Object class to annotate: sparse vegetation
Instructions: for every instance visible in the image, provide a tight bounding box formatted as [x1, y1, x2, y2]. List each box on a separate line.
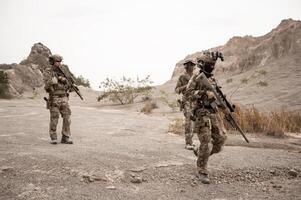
[97, 75, 153, 105]
[226, 105, 301, 137]
[141, 101, 158, 114]
[159, 90, 179, 112]
[74, 75, 91, 88]
[241, 78, 248, 84]
[226, 78, 233, 83]
[168, 118, 184, 135]
[0, 71, 10, 98]
[257, 81, 268, 87]
[257, 69, 267, 75]
[167, 104, 301, 137]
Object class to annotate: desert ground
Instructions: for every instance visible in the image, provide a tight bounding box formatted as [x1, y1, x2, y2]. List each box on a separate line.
[0, 95, 300, 200]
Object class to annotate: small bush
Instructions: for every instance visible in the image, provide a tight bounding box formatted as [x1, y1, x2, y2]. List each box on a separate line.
[257, 81, 268, 87]
[226, 78, 233, 83]
[257, 69, 267, 75]
[241, 78, 248, 84]
[141, 101, 158, 114]
[98, 75, 153, 105]
[226, 105, 301, 137]
[74, 75, 91, 88]
[168, 118, 184, 135]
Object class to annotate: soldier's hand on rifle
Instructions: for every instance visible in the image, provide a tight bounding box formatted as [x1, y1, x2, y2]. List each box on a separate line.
[206, 91, 216, 100]
[58, 76, 67, 83]
[51, 77, 58, 85]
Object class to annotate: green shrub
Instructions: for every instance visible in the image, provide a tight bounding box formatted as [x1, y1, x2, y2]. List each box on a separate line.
[74, 75, 91, 88]
[98, 75, 153, 105]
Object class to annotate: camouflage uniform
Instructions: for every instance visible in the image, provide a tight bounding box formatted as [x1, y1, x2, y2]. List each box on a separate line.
[186, 52, 227, 178]
[43, 55, 74, 143]
[175, 60, 195, 147]
[175, 72, 194, 146]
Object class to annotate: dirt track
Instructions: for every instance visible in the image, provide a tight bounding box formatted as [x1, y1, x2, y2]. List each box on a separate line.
[0, 98, 301, 200]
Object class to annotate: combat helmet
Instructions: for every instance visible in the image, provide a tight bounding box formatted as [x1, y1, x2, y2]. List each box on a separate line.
[196, 51, 224, 76]
[49, 54, 63, 65]
[183, 59, 196, 67]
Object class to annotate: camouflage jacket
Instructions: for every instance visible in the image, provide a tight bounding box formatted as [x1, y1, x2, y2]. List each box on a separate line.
[175, 72, 193, 101]
[186, 72, 218, 109]
[43, 64, 74, 96]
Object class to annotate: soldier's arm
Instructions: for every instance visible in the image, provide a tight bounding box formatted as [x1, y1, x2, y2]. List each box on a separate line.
[61, 65, 76, 83]
[175, 75, 187, 94]
[43, 68, 57, 92]
[186, 74, 196, 94]
[186, 73, 207, 100]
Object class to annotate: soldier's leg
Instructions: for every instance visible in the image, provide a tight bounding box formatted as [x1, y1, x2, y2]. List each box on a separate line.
[60, 97, 72, 144]
[210, 113, 227, 155]
[183, 102, 193, 146]
[62, 115, 71, 137]
[49, 106, 59, 141]
[194, 115, 212, 184]
[195, 115, 212, 175]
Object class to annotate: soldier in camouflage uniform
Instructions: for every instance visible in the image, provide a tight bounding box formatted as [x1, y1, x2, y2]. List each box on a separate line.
[186, 51, 227, 184]
[175, 60, 196, 150]
[43, 54, 74, 145]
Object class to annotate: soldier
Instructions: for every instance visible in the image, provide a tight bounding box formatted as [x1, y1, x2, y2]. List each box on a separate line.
[175, 59, 196, 150]
[186, 51, 227, 184]
[43, 54, 74, 145]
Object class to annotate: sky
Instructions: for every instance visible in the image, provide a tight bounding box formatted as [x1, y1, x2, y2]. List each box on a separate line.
[0, 0, 300, 89]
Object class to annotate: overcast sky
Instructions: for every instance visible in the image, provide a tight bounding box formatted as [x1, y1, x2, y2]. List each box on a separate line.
[0, 0, 300, 89]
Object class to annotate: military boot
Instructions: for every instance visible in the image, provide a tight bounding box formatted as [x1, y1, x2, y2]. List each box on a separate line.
[193, 146, 198, 157]
[198, 173, 210, 184]
[185, 144, 195, 150]
[50, 139, 58, 145]
[61, 135, 73, 144]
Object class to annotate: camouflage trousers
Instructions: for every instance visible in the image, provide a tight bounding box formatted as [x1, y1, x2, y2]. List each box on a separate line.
[193, 109, 227, 174]
[183, 101, 194, 145]
[49, 96, 71, 140]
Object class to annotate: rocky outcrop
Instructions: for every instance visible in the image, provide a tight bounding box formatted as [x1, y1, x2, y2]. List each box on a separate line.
[171, 19, 301, 80]
[166, 19, 301, 111]
[0, 43, 51, 97]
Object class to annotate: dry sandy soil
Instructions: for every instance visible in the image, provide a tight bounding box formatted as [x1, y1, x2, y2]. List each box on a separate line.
[0, 95, 301, 200]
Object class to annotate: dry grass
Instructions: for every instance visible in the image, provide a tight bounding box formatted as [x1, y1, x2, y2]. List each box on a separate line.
[257, 81, 268, 87]
[167, 105, 301, 137]
[141, 101, 158, 114]
[256, 69, 267, 75]
[168, 118, 184, 135]
[229, 105, 301, 137]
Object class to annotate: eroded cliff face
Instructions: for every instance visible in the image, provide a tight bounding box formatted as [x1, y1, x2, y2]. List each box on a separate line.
[0, 43, 51, 97]
[164, 19, 301, 110]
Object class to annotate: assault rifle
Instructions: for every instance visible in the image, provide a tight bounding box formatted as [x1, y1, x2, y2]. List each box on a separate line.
[196, 72, 249, 143]
[57, 66, 84, 100]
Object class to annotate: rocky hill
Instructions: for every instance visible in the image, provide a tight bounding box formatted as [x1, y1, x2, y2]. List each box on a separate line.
[0, 43, 51, 97]
[162, 19, 301, 111]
